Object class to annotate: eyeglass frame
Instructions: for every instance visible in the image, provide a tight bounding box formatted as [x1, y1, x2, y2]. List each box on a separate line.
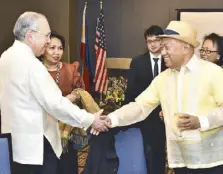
[199, 48, 218, 55]
[30, 29, 51, 39]
[146, 38, 161, 45]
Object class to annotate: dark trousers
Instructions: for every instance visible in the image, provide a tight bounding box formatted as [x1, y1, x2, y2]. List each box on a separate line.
[57, 141, 78, 174]
[146, 149, 166, 174]
[174, 165, 223, 174]
[12, 137, 58, 174]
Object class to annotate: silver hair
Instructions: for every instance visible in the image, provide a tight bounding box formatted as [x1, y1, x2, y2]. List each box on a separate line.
[13, 11, 46, 41]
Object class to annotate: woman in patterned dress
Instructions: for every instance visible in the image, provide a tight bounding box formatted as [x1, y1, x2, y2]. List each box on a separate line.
[42, 31, 84, 174]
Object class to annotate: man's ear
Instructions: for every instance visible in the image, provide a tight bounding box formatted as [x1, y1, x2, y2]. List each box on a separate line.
[25, 30, 33, 42]
[183, 44, 190, 54]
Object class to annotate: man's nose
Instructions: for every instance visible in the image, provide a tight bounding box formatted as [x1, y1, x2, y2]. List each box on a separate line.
[46, 37, 51, 44]
[161, 48, 166, 56]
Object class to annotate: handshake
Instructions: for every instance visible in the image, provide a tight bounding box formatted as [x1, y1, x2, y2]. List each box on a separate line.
[91, 109, 112, 136]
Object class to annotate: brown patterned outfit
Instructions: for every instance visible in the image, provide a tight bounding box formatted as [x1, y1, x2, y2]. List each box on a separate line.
[48, 61, 84, 174]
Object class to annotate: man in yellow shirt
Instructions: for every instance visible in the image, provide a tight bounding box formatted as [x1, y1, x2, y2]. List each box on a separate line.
[99, 21, 223, 174]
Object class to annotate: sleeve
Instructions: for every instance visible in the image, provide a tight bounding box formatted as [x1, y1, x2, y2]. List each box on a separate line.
[123, 58, 138, 104]
[199, 66, 223, 131]
[71, 61, 85, 89]
[108, 76, 160, 127]
[29, 59, 94, 129]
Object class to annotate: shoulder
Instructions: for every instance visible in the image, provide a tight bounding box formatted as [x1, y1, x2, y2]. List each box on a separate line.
[133, 52, 149, 61]
[30, 57, 48, 75]
[199, 58, 223, 74]
[130, 53, 149, 66]
[157, 68, 171, 79]
[61, 61, 80, 74]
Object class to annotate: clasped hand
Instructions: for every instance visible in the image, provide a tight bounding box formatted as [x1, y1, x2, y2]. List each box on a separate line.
[91, 109, 111, 135]
[177, 114, 201, 131]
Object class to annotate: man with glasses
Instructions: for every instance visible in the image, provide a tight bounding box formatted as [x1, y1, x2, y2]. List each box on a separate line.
[0, 11, 110, 174]
[114, 25, 166, 174]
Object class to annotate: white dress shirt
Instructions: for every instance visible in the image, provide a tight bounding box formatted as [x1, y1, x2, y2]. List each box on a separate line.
[0, 40, 95, 165]
[149, 52, 161, 76]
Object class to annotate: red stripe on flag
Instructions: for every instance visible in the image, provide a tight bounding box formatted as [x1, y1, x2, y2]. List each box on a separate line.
[95, 49, 103, 81]
[97, 52, 106, 92]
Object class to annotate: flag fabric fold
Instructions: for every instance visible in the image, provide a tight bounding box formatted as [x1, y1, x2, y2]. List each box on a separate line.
[80, 3, 93, 92]
[94, 8, 108, 93]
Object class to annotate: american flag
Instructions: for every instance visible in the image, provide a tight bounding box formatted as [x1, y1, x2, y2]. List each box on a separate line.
[94, 9, 108, 93]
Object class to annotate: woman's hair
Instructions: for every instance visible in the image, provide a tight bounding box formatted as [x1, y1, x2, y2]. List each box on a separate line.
[50, 31, 66, 50]
[203, 33, 223, 66]
[37, 31, 65, 61]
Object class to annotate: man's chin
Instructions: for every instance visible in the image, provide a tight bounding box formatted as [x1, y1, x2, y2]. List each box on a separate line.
[150, 49, 160, 55]
[164, 62, 172, 68]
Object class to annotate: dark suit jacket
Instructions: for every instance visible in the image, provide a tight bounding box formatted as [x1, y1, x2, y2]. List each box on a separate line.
[124, 52, 166, 151]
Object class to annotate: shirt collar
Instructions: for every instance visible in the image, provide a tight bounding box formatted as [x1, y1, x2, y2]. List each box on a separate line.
[149, 52, 161, 61]
[171, 54, 199, 73]
[13, 40, 35, 57]
[184, 54, 199, 73]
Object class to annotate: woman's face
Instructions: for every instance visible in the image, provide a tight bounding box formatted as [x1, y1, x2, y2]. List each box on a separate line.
[200, 39, 219, 63]
[44, 37, 64, 64]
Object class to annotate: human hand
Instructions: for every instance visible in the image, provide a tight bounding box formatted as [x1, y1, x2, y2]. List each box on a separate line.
[159, 110, 164, 121]
[177, 114, 201, 131]
[66, 93, 78, 103]
[90, 115, 111, 136]
[91, 109, 111, 133]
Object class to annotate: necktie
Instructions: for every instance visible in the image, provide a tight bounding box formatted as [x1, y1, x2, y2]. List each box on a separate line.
[153, 58, 159, 77]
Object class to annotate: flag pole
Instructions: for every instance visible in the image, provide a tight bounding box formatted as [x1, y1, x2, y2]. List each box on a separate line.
[100, 1, 102, 10]
[99, 0, 103, 105]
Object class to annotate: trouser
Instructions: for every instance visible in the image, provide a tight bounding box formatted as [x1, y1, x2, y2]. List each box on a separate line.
[174, 165, 223, 174]
[146, 149, 166, 174]
[57, 141, 78, 174]
[12, 137, 58, 174]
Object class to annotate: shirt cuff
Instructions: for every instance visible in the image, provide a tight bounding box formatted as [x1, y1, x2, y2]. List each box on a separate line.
[108, 113, 119, 127]
[82, 113, 95, 131]
[198, 116, 209, 131]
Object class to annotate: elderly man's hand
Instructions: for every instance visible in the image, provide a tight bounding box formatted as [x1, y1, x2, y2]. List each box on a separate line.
[91, 110, 111, 133]
[90, 114, 111, 136]
[177, 114, 201, 131]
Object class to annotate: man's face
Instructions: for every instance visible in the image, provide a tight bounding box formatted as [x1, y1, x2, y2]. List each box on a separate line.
[161, 38, 186, 69]
[146, 35, 162, 54]
[31, 18, 51, 57]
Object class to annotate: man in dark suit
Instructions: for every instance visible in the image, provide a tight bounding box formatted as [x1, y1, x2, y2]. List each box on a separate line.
[124, 25, 166, 174]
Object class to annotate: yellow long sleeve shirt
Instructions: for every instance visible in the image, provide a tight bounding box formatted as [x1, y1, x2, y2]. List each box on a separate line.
[109, 55, 223, 169]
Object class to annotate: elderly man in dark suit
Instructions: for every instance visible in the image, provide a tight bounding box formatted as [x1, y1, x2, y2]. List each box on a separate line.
[114, 25, 166, 174]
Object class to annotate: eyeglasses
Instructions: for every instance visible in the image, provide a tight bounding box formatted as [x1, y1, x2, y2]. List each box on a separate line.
[30, 29, 51, 39]
[146, 39, 161, 44]
[199, 49, 218, 55]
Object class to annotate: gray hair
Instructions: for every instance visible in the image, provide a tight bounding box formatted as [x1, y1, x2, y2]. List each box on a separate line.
[13, 11, 46, 41]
